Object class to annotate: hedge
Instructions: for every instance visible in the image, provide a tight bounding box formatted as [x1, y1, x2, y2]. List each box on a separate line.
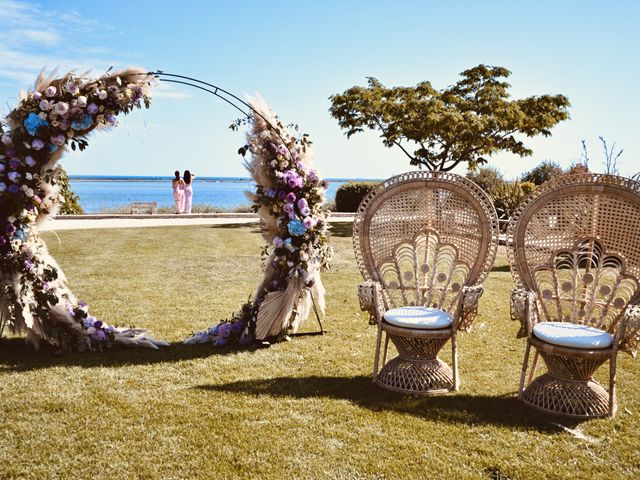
[335, 181, 381, 212]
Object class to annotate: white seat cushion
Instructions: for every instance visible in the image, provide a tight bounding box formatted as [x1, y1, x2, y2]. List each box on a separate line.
[383, 306, 452, 330]
[533, 322, 614, 349]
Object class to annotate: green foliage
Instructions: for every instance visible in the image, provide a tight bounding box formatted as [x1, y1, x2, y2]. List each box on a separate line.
[466, 166, 504, 195]
[493, 180, 537, 229]
[335, 181, 380, 212]
[57, 167, 84, 215]
[521, 160, 563, 185]
[329, 64, 571, 171]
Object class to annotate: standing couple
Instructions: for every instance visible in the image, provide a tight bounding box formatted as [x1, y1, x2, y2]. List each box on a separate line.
[172, 170, 195, 214]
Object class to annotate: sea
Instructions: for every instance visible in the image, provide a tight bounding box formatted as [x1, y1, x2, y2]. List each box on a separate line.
[69, 176, 354, 213]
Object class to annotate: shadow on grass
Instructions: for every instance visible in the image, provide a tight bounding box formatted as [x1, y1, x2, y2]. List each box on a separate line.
[328, 222, 353, 238]
[194, 375, 576, 431]
[491, 264, 511, 273]
[0, 337, 261, 372]
[208, 223, 262, 234]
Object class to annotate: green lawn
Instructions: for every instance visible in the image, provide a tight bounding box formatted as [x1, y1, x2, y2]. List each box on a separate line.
[1, 224, 639, 479]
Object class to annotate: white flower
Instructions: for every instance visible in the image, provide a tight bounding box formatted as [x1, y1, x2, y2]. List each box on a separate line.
[25, 173, 33, 180]
[45, 86, 57, 97]
[53, 102, 69, 115]
[25, 188, 34, 197]
[65, 82, 80, 95]
[77, 95, 87, 107]
[39, 100, 50, 111]
[38, 112, 47, 120]
[97, 90, 108, 100]
[32, 91, 42, 100]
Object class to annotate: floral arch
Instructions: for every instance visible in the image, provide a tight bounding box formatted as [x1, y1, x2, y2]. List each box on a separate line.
[0, 68, 330, 352]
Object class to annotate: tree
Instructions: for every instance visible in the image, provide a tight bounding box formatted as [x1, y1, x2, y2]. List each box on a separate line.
[465, 166, 504, 195]
[329, 65, 571, 171]
[521, 160, 563, 185]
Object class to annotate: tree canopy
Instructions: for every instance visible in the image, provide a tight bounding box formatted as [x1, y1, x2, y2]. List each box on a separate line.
[329, 65, 571, 171]
[521, 160, 563, 185]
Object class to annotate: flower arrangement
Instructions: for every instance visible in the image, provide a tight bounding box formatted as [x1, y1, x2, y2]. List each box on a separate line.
[185, 97, 331, 346]
[0, 68, 166, 351]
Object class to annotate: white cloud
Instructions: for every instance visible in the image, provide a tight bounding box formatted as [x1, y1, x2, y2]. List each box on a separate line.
[0, 0, 123, 93]
[153, 82, 194, 99]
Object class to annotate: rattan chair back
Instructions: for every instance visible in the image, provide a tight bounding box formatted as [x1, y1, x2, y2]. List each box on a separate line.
[507, 174, 640, 333]
[354, 171, 499, 314]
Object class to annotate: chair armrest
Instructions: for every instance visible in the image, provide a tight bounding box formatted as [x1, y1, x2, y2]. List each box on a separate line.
[358, 281, 385, 326]
[618, 304, 640, 357]
[456, 284, 484, 333]
[510, 288, 538, 339]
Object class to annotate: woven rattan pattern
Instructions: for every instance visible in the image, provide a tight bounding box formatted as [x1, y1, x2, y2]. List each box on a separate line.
[507, 173, 640, 417]
[354, 171, 499, 315]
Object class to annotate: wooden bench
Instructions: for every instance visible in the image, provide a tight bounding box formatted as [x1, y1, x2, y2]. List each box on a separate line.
[130, 202, 157, 215]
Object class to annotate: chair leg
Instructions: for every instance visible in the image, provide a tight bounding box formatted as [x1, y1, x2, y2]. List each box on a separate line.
[372, 324, 383, 383]
[451, 333, 459, 391]
[609, 353, 617, 417]
[518, 341, 533, 400]
[382, 333, 390, 366]
[527, 350, 540, 386]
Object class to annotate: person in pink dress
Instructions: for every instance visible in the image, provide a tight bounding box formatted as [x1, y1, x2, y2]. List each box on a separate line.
[172, 170, 185, 214]
[183, 170, 195, 214]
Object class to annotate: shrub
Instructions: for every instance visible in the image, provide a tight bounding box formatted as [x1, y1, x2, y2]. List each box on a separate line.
[521, 160, 563, 185]
[493, 180, 537, 231]
[335, 181, 381, 212]
[466, 166, 504, 195]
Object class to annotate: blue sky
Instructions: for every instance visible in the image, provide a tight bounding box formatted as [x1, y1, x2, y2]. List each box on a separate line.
[0, 0, 638, 179]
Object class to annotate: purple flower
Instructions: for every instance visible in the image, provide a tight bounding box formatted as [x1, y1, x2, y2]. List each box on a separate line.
[0, 183, 6, 192]
[32, 91, 42, 100]
[217, 323, 233, 338]
[7, 171, 21, 183]
[8, 159, 20, 169]
[24, 260, 34, 271]
[288, 219, 307, 236]
[8, 184, 19, 194]
[0, 163, 5, 172]
[277, 191, 286, 200]
[31, 138, 45, 150]
[265, 188, 276, 198]
[25, 156, 37, 167]
[303, 216, 314, 229]
[5, 224, 16, 235]
[91, 330, 108, 343]
[297, 198, 308, 210]
[45, 86, 56, 97]
[51, 134, 66, 146]
[284, 170, 304, 189]
[87, 103, 99, 114]
[1, 134, 12, 145]
[276, 144, 288, 156]
[308, 170, 319, 183]
[104, 114, 117, 126]
[272, 236, 284, 248]
[285, 192, 296, 203]
[283, 202, 294, 214]
[93, 320, 103, 329]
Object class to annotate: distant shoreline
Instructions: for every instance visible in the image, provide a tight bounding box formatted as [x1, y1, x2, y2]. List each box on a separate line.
[69, 175, 379, 183]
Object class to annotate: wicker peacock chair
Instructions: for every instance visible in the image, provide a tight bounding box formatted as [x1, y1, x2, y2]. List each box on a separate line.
[355, 171, 499, 394]
[508, 173, 640, 418]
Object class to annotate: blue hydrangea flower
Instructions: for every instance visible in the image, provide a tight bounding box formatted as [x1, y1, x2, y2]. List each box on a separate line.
[23, 112, 49, 136]
[288, 219, 307, 236]
[71, 114, 93, 131]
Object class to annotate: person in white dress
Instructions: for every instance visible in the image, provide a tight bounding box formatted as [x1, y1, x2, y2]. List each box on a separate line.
[183, 170, 195, 214]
